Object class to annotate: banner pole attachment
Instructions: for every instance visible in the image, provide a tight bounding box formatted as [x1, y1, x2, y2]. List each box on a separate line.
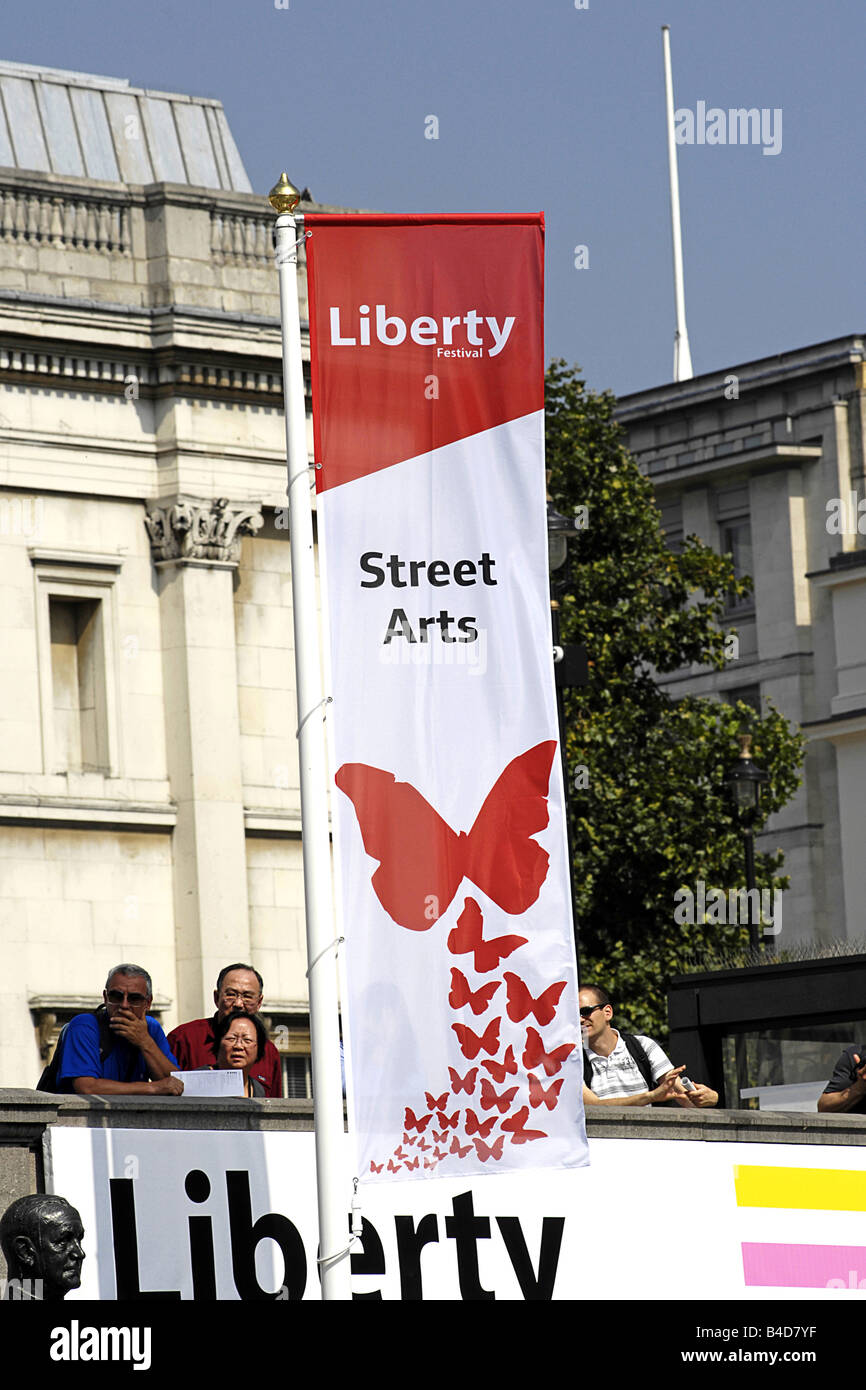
[270, 172, 351, 1301]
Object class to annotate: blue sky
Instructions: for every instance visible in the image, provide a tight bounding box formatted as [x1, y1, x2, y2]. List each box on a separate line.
[3, 0, 862, 396]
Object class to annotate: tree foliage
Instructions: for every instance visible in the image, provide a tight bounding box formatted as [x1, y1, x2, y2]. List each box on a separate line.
[545, 361, 806, 1040]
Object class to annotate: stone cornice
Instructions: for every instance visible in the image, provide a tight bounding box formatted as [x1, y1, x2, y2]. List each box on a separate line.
[145, 495, 264, 566]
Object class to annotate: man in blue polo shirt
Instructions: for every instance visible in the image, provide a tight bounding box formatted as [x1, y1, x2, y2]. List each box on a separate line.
[55, 963, 183, 1097]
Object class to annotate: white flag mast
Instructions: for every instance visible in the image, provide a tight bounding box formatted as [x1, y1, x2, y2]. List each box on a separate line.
[661, 25, 694, 382]
[269, 172, 352, 1301]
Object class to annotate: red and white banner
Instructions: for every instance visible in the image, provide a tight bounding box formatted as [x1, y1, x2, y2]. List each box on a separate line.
[306, 214, 586, 1182]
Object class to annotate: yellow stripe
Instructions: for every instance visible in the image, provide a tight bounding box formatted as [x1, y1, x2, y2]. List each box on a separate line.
[734, 1165, 866, 1211]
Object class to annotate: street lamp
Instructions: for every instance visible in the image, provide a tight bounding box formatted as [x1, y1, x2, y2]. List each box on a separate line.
[724, 733, 770, 951]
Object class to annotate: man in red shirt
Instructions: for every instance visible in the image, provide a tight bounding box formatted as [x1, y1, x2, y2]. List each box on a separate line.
[168, 963, 282, 1097]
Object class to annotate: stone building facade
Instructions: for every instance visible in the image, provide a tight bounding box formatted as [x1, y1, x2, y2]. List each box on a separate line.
[615, 336, 866, 947]
[0, 59, 335, 1089]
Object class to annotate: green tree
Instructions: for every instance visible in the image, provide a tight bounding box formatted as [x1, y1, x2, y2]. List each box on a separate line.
[545, 360, 805, 1040]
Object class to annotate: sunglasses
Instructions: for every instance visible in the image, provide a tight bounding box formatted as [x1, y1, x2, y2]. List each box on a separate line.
[579, 1004, 606, 1019]
[106, 990, 148, 1006]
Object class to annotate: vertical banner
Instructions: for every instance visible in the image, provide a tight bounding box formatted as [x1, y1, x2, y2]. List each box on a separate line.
[306, 214, 587, 1181]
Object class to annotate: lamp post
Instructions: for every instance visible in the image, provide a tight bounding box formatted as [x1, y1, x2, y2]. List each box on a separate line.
[547, 495, 587, 962]
[723, 733, 770, 952]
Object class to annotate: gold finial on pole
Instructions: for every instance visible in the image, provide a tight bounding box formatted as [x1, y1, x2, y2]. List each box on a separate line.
[268, 172, 301, 214]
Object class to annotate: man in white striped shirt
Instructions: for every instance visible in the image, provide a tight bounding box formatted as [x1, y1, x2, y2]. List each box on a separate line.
[580, 984, 718, 1108]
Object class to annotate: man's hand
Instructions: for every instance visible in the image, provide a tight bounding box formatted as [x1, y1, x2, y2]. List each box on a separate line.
[108, 1007, 149, 1049]
[649, 1066, 686, 1103]
[150, 1076, 184, 1096]
[686, 1082, 718, 1108]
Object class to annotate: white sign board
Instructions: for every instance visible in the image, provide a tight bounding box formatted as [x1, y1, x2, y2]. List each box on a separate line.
[43, 1128, 866, 1300]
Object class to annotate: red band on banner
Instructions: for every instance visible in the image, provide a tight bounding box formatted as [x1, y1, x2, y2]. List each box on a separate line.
[305, 214, 544, 492]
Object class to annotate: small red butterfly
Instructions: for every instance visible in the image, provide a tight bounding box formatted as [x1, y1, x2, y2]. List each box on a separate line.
[387, 1158, 401, 1173]
[416, 1137, 431, 1151]
[369, 1160, 384, 1174]
[482, 1045, 517, 1082]
[423, 1155, 439, 1170]
[464, 1108, 497, 1138]
[433, 1129, 447, 1144]
[404, 1107, 433, 1131]
[528, 1071, 564, 1109]
[450, 1136, 472, 1158]
[449, 968, 501, 1016]
[436, 1110, 460, 1129]
[474, 1135, 505, 1162]
[402, 1131, 414, 1145]
[394, 1146, 406, 1161]
[449, 1066, 478, 1095]
[335, 743, 555, 931]
[504, 972, 567, 1026]
[404, 1156, 419, 1171]
[452, 1017, 501, 1060]
[480, 1078, 519, 1113]
[501, 1106, 547, 1144]
[432, 1146, 447, 1161]
[447, 897, 529, 974]
[425, 1090, 448, 1111]
[522, 1027, 575, 1077]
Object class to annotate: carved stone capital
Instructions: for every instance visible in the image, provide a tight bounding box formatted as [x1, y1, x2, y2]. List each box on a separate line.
[145, 495, 263, 566]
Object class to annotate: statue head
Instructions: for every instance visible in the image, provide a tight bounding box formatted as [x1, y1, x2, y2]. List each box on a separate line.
[0, 1195, 85, 1300]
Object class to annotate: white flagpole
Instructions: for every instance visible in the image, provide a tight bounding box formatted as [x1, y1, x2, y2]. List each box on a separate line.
[269, 173, 352, 1301]
[662, 25, 694, 382]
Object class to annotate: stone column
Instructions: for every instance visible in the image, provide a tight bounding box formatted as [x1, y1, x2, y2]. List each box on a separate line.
[145, 496, 263, 1023]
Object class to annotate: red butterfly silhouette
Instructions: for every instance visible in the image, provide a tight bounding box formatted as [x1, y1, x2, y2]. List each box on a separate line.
[369, 1160, 383, 1174]
[436, 1110, 460, 1129]
[480, 1078, 519, 1113]
[450, 1136, 472, 1158]
[416, 1137, 431, 1152]
[404, 1156, 419, 1171]
[474, 1136, 505, 1162]
[522, 1027, 575, 1077]
[449, 1066, 478, 1095]
[452, 1017, 501, 1060]
[464, 1108, 497, 1138]
[449, 968, 501, 1016]
[482, 1045, 517, 1082]
[335, 743, 555, 931]
[404, 1107, 433, 1132]
[402, 1131, 416, 1146]
[528, 1072, 564, 1109]
[432, 1146, 447, 1161]
[433, 1130, 447, 1145]
[425, 1090, 448, 1111]
[447, 898, 528, 974]
[423, 1156, 439, 1170]
[501, 1106, 547, 1144]
[387, 1158, 401, 1173]
[504, 972, 566, 1026]
[393, 1146, 407, 1161]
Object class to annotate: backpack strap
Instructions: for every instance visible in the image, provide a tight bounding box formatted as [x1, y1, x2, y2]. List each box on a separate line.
[621, 1033, 657, 1092]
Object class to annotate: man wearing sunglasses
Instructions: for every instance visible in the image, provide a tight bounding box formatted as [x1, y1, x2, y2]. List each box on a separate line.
[580, 984, 718, 1108]
[52, 964, 182, 1096]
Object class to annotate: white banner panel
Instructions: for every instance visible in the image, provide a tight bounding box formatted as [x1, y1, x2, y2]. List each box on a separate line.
[305, 214, 586, 1182]
[43, 1127, 866, 1301]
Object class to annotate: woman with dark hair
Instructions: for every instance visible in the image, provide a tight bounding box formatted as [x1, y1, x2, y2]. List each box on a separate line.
[211, 1008, 269, 1097]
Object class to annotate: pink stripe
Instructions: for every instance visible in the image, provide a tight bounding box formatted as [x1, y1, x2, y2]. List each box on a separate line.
[742, 1242, 866, 1288]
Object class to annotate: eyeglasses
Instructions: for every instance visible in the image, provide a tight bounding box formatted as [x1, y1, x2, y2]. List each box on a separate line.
[106, 990, 148, 1006]
[579, 1004, 606, 1019]
[222, 990, 260, 1003]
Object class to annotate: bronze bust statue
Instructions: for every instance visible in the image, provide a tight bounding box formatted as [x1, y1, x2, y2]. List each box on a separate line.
[0, 1195, 85, 1300]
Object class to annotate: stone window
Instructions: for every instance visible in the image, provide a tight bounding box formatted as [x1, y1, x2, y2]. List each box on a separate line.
[261, 1012, 313, 1099]
[30, 549, 123, 776]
